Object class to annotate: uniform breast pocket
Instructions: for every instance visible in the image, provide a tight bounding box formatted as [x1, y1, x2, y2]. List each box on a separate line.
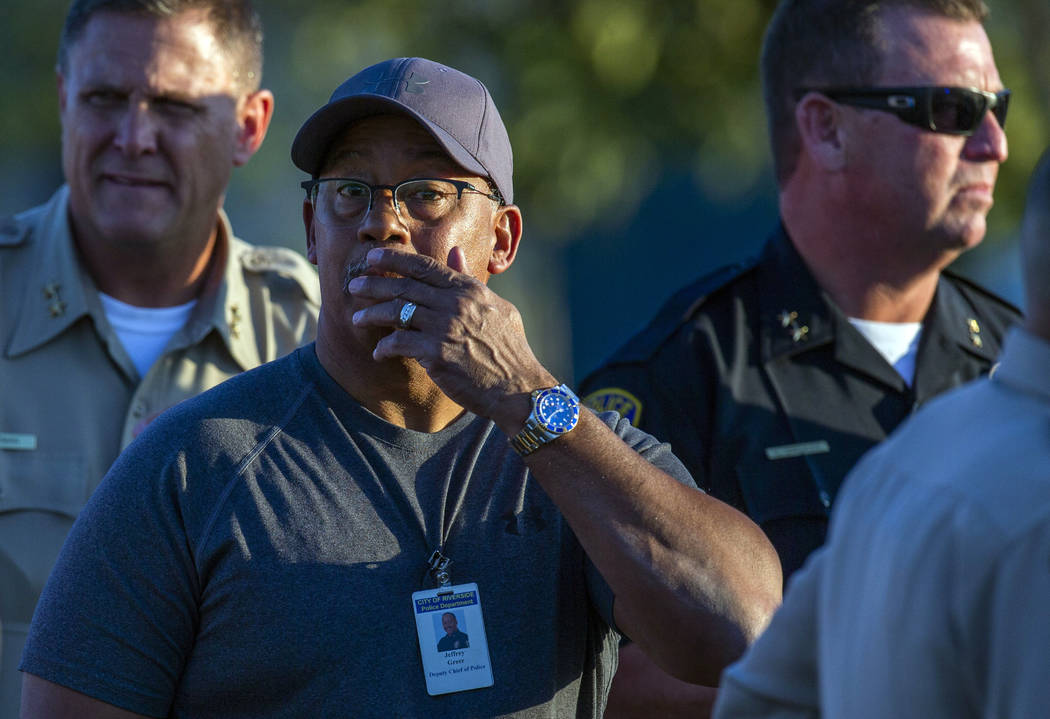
[736, 453, 831, 578]
[736, 453, 830, 524]
[0, 451, 86, 518]
[0, 451, 87, 631]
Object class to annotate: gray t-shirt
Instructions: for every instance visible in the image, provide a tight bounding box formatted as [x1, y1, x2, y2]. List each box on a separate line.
[23, 344, 694, 718]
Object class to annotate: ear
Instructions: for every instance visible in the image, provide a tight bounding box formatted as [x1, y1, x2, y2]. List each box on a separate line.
[303, 198, 318, 265]
[232, 89, 275, 167]
[488, 204, 523, 275]
[794, 92, 847, 172]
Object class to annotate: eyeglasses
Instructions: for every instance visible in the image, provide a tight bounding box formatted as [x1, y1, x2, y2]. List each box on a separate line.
[301, 177, 503, 227]
[795, 86, 1010, 135]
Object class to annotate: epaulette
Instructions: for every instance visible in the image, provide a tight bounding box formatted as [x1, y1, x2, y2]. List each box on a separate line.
[0, 215, 30, 247]
[239, 245, 321, 304]
[942, 268, 1023, 319]
[602, 257, 757, 366]
[241, 246, 307, 274]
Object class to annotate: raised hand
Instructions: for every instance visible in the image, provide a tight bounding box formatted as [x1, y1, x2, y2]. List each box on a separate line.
[347, 246, 555, 430]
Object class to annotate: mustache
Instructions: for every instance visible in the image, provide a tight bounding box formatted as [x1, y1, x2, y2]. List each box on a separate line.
[342, 256, 373, 295]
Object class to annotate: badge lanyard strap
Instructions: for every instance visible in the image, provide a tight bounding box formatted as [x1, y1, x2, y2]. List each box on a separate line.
[423, 449, 477, 591]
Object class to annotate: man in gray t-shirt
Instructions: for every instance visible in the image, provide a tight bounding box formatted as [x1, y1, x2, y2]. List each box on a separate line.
[21, 57, 782, 718]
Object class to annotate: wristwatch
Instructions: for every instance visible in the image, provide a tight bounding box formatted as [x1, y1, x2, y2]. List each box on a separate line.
[510, 384, 581, 456]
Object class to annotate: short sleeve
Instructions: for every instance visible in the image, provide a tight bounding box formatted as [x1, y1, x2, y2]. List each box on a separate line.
[605, 410, 698, 489]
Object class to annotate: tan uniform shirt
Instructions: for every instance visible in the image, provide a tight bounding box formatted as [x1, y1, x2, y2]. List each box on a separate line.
[0, 186, 320, 715]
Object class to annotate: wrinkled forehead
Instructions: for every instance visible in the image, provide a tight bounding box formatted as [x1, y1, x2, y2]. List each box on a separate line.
[320, 114, 475, 178]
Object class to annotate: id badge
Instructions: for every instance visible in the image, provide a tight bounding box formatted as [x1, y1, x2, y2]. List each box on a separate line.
[411, 582, 494, 696]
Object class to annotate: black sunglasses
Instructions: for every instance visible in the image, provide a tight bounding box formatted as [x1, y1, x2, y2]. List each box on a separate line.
[795, 86, 1010, 135]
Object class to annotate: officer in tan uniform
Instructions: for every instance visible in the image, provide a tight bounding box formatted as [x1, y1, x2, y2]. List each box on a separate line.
[0, 1, 318, 713]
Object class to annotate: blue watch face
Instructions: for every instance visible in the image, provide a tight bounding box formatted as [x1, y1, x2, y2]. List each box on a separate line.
[535, 387, 580, 434]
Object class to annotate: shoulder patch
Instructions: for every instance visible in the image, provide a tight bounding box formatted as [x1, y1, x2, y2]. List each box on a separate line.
[582, 387, 643, 427]
[0, 216, 30, 247]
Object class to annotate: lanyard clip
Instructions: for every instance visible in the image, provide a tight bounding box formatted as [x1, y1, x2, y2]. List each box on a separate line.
[427, 549, 453, 589]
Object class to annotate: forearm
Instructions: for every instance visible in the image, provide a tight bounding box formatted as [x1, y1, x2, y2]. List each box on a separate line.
[605, 643, 719, 718]
[347, 247, 781, 677]
[519, 409, 782, 684]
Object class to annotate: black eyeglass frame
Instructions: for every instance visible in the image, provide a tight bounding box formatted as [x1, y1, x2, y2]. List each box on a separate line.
[301, 177, 504, 222]
[794, 86, 1010, 136]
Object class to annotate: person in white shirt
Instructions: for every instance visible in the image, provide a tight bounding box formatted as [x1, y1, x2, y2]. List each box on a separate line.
[713, 146, 1050, 719]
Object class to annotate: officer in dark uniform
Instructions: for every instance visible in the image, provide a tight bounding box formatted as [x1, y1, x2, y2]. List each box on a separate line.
[580, 226, 1019, 580]
[581, 0, 1020, 714]
[582, 0, 1018, 584]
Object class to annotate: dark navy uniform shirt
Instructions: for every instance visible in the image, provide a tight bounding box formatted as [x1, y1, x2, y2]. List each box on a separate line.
[579, 226, 1021, 581]
[437, 630, 470, 652]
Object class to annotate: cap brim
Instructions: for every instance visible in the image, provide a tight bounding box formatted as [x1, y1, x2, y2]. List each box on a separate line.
[291, 94, 490, 181]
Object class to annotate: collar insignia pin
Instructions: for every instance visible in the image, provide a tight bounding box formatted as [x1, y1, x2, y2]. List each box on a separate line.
[778, 310, 810, 343]
[43, 282, 66, 317]
[967, 318, 982, 348]
[229, 304, 242, 339]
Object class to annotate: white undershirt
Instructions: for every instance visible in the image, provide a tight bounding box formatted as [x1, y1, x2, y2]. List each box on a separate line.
[848, 317, 923, 386]
[99, 292, 197, 378]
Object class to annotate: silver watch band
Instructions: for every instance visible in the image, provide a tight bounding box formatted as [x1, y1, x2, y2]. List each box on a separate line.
[509, 385, 579, 457]
[510, 422, 549, 456]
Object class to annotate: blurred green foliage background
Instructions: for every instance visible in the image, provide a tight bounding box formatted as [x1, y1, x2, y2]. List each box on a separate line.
[1, 0, 1046, 381]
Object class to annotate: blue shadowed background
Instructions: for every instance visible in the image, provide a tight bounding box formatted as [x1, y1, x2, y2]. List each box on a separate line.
[2, 0, 1045, 383]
